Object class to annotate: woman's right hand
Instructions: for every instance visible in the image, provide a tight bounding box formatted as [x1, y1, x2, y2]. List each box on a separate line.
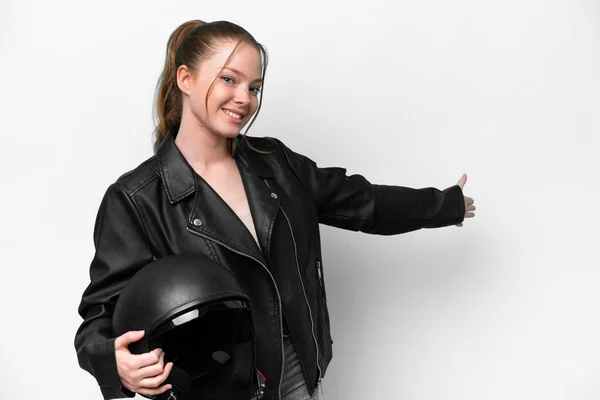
[115, 330, 174, 396]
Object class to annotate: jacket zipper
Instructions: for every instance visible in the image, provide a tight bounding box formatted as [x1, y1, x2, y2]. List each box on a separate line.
[185, 226, 285, 400]
[316, 260, 326, 395]
[278, 207, 324, 392]
[316, 261, 324, 290]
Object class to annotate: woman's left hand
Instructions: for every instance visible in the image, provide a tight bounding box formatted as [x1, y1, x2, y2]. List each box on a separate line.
[455, 173, 475, 227]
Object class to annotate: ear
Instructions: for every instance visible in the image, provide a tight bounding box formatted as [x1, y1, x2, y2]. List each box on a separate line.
[177, 64, 194, 96]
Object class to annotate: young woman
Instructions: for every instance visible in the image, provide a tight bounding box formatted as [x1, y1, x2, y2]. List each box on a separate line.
[74, 19, 475, 400]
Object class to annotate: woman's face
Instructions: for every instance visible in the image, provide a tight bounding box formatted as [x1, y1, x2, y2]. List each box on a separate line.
[179, 40, 263, 139]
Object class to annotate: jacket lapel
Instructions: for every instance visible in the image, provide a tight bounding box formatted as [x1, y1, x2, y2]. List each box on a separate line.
[235, 157, 279, 265]
[187, 176, 267, 264]
[156, 132, 279, 267]
[234, 137, 280, 265]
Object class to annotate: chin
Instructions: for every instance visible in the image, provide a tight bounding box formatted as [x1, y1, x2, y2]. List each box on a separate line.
[206, 121, 240, 138]
[221, 129, 242, 138]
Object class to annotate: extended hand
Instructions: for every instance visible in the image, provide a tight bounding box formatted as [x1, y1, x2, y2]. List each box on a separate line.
[455, 173, 475, 227]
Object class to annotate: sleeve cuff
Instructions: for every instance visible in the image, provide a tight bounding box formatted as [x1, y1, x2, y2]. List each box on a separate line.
[99, 384, 135, 399]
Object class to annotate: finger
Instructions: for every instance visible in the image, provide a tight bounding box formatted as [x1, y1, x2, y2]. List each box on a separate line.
[151, 347, 163, 360]
[467, 205, 476, 211]
[457, 174, 467, 188]
[135, 351, 166, 380]
[455, 223, 463, 227]
[158, 349, 165, 367]
[137, 383, 173, 396]
[129, 348, 163, 369]
[465, 212, 475, 218]
[121, 349, 162, 373]
[115, 330, 145, 349]
[139, 362, 174, 389]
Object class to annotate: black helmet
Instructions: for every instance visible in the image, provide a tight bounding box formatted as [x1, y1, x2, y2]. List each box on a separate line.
[112, 253, 266, 400]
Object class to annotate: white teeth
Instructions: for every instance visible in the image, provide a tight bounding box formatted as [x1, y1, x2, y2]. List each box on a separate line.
[223, 109, 242, 119]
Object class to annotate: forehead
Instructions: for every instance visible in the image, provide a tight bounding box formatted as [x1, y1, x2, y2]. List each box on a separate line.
[204, 40, 262, 81]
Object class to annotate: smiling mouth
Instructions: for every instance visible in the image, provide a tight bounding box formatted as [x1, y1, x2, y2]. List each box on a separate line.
[222, 109, 243, 123]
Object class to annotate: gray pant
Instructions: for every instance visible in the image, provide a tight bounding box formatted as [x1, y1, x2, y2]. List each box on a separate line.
[250, 334, 321, 400]
[281, 334, 321, 400]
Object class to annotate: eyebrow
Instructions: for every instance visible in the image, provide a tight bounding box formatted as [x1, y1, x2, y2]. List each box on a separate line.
[220, 66, 263, 83]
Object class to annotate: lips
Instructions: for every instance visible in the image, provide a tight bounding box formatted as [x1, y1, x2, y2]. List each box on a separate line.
[222, 109, 242, 123]
[222, 108, 245, 118]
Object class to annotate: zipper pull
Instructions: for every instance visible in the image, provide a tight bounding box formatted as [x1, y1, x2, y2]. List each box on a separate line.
[256, 369, 266, 399]
[318, 377, 323, 395]
[316, 261, 322, 281]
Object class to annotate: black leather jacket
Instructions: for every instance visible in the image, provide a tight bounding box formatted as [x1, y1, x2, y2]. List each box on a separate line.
[75, 131, 465, 400]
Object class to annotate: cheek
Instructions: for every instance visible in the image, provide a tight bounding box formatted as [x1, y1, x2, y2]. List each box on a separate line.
[249, 97, 259, 113]
[190, 97, 208, 121]
[207, 89, 231, 111]
[188, 86, 207, 112]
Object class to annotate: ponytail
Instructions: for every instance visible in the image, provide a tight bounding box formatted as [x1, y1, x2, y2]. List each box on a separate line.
[152, 20, 205, 153]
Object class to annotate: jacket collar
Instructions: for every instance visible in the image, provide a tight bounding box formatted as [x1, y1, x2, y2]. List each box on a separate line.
[156, 126, 273, 204]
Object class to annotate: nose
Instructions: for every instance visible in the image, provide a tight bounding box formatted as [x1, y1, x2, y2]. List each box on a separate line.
[234, 85, 251, 105]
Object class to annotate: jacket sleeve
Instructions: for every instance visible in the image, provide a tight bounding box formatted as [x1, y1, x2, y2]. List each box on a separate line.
[74, 183, 154, 399]
[273, 138, 465, 235]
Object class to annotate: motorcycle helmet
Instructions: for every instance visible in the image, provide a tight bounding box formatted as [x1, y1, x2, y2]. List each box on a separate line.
[112, 253, 265, 400]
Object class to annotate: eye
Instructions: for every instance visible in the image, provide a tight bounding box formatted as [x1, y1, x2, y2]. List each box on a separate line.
[222, 76, 261, 95]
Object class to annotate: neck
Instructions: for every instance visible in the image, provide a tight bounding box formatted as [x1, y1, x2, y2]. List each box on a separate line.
[174, 114, 233, 174]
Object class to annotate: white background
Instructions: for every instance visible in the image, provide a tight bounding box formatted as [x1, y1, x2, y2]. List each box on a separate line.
[1, 0, 599, 399]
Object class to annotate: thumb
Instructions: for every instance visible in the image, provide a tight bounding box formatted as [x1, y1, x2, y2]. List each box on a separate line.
[457, 173, 467, 189]
[115, 330, 145, 349]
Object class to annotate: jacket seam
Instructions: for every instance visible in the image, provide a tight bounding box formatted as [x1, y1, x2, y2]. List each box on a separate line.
[129, 174, 159, 197]
[271, 138, 320, 209]
[156, 152, 175, 201]
[272, 138, 373, 226]
[116, 183, 157, 258]
[149, 162, 160, 176]
[320, 212, 370, 223]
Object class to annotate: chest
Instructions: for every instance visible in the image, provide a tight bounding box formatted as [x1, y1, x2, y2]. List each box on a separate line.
[141, 155, 321, 272]
[193, 159, 257, 241]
